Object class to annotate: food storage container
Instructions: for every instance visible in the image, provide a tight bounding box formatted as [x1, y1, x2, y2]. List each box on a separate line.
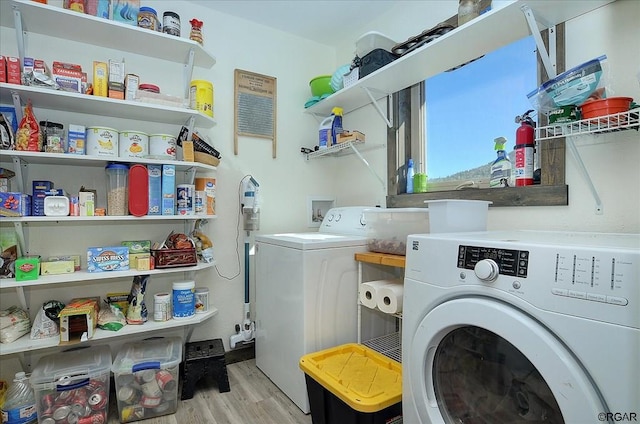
[424, 199, 491, 233]
[111, 337, 183, 423]
[30, 345, 112, 424]
[106, 163, 129, 216]
[364, 207, 429, 255]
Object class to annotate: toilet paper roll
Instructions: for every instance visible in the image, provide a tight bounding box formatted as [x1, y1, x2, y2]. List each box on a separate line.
[376, 283, 404, 314]
[359, 279, 399, 309]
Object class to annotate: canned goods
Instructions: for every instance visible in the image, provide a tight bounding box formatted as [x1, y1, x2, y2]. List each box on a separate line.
[67, 411, 80, 424]
[155, 369, 176, 392]
[153, 292, 171, 322]
[53, 405, 72, 421]
[121, 405, 145, 422]
[136, 369, 156, 383]
[163, 11, 180, 36]
[176, 184, 194, 215]
[152, 401, 173, 414]
[118, 130, 149, 158]
[41, 418, 56, 424]
[195, 287, 209, 313]
[149, 134, 177, 159]
[140, 395, 162, 408]
[194, 191, 205, 215]
[42, 393, 56, 409]
[117, 386, 139, 404]
[142, 378, 162, 397]
[78, 411, 106, 424]
[88, 392, 108, 410]
[86, 127, 118, 157]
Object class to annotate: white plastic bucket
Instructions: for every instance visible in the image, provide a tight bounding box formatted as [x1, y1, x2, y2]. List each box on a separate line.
[118, 130, 149, 158]
[149, 134, 177, 160]
[86, 126, 118, 157]
[172, 280, 195, 319]
[424, 199, 491, 233]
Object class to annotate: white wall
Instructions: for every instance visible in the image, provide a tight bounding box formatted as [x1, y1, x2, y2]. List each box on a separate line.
[1, 0, 638, 379]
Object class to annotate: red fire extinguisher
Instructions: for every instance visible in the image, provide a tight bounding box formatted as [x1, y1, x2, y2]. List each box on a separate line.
[514, 110, 536, 186]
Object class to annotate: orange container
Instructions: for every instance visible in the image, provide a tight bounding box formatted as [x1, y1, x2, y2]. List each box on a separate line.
[580, 97, 632, 119]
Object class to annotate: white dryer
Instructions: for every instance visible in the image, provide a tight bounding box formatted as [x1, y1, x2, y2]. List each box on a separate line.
[255, 207, 396, 414]
[403, 230, 639, 424]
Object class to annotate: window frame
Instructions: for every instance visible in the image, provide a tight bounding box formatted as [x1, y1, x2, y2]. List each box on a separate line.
[386, 23, 569, 208]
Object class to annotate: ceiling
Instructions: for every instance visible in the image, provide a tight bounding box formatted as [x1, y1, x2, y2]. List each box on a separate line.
[189, 0, 398, 46]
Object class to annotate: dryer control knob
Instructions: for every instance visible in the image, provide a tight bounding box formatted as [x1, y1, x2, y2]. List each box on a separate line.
[474, 259, 499, 282]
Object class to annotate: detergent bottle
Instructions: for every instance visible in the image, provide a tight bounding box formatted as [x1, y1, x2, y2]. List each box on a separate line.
[489, 136, 513, 188]
[318, 107, 343, 149]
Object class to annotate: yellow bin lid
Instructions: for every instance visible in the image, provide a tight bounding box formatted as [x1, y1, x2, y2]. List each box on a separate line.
[299, 343, 402, 413]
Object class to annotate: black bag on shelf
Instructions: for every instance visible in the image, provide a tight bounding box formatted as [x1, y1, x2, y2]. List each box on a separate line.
[359, 49, 399, 78]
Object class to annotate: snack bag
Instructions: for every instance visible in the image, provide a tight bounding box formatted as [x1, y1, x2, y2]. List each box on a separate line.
[126, 274, 148, 324]
[15, 101, 42, 151]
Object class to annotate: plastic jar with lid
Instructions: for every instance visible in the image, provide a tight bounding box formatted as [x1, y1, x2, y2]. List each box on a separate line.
[163, 11, 181, 36]
[105, 163, 129, 216]
[137, 6, 159, 31]
[40, 121, 65, 153]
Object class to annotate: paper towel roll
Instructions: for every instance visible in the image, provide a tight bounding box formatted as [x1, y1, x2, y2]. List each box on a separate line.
[376, 282, 404, 314]
[359, 279, 399, 309]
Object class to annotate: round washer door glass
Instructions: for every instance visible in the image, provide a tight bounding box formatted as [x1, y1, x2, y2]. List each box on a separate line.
[433, 326, 562, 423]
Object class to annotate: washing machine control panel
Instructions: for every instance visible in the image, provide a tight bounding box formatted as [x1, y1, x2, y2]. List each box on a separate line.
[458, 245, 529, 278]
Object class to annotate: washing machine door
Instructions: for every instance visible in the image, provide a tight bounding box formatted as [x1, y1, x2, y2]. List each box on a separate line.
[406, 297, 605, 423]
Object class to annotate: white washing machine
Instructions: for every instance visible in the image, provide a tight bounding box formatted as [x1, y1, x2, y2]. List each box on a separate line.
[255, 206, 397, 414]
[403, 230, 639, 424]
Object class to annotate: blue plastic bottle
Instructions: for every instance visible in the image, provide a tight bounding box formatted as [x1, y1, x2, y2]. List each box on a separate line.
[407, 159, 415, 194]
[318, 107, 343, 149]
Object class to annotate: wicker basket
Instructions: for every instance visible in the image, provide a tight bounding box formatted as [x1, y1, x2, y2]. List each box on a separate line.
[343, 67, 360, 88]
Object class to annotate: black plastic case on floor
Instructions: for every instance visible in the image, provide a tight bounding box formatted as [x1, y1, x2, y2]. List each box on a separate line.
[305, 375, 403, 424]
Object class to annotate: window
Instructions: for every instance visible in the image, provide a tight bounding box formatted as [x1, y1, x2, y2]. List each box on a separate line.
[425, 36, 537, 190]
[387, 25, 569, 208]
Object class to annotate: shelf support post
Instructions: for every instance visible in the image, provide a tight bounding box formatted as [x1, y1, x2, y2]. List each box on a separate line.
[521, 5, 556, 79]
[11, 155, 26, 194]
[349, 143, 386, 190]
[12, 7, 25, 66]
[362, 87, 393, 127]
[183, 48, 195, 101]
[566, 138, 603, 215]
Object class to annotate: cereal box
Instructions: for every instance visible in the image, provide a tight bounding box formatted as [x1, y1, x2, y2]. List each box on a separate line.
[87, 246, 129, 272]
[161, 164, 175, 215]
[148, 164, 162, 215]
[0, 192, 31, 217]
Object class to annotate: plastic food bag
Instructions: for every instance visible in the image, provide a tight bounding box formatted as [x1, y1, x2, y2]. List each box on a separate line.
[0, 305, 30, 344]
[98, 302, 127, 331]
[527, 55, 609, 113]
[15, 101, 42, 151]
[126, 274, 148, 324]
[30, 304, 59, 340]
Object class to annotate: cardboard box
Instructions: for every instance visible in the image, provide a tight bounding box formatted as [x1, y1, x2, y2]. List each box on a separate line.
[161, 164, 175, 215]
[15, 256, 40, 281]
[195, 178, 216, 215]
[182, 140, 195, 162]
[148, 164, 161, 215]
[112, 0, 139, 25]
[0, 56, 6, 83]
[58, 297, 100, 343]
[67, 124, 86, 154]
[124, 73, 139, 101]
[87, 246, 129, 273]
[79, 191, 95, 216]
[52, 61, 83, 93]
[121, 240, 151, 253]
[48, 254, 81, 271]
[0, 192, 31, 217]
[93, 61, 108, 97]
[6, 57, 21, 85]
[40, 260, 75, 275]
[337, 130, 366, 144]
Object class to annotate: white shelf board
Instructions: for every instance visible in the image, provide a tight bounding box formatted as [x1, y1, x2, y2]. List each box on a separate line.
[0, 261, 216, 289]
[0, 308, 218, 356]
[0, 83, 217, 128]
[305, 0, 615, 116]
[0, 214, 217, 223]
[0, 0, 216, 68]
[0, 149, 218, 172]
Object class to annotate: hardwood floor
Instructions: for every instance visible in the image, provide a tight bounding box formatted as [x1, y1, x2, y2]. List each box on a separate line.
[106, 359, 313, 424]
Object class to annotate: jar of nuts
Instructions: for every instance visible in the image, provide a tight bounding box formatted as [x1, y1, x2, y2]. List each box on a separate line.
[105, 163, 129, 216]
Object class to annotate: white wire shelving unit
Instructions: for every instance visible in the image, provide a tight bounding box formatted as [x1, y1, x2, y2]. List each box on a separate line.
[536, 109, 639, 141]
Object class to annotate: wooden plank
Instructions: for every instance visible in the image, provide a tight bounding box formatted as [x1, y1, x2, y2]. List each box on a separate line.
[355, 252, 406, 268]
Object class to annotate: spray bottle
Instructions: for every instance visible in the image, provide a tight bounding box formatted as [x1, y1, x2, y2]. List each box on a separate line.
[514, 109, 536, 186]
[489, 136, 513, 188]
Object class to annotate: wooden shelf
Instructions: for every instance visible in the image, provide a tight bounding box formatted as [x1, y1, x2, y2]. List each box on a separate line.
[0, 308, 218, 356]
[355, 252, 406, 268]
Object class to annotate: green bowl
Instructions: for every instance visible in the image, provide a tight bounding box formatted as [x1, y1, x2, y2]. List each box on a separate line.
[309, 75, 334, 97]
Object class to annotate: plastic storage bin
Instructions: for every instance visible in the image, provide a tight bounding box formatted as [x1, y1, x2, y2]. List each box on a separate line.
[111, 337, 183, 423]
[355, 31, 397, 58]
[30, 344, 112, 424]
[424, 199, 491, 233]
[299, 343, 402, 424]
[364, 208, 429, 255]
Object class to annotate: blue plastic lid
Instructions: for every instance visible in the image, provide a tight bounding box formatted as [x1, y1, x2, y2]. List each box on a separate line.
[105, 163, 129, 171]
[408, 159, 414, 167]
[139, 6, 157, 15]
